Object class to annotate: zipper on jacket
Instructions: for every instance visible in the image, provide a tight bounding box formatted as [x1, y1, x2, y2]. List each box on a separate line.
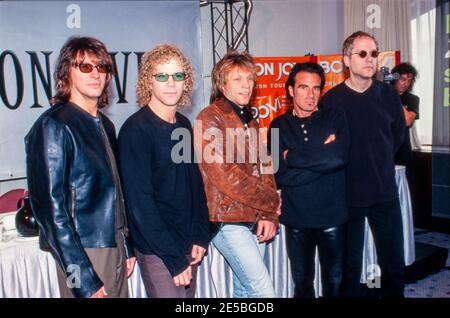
[71, 186, 76, 219]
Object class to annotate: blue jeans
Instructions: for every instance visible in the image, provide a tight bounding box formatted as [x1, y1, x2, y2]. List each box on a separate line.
[212, 223, 275, 298]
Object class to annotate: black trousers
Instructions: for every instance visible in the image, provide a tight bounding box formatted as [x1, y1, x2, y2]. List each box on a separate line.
[341, 198, 405, 298]
[285, 224, 345, 298]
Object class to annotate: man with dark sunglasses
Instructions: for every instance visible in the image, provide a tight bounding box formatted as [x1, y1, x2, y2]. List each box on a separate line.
[118, 44, 210, 298]
[25, 36, 136, 298]
[321, 31, 406, 298]
[74, 62, 111, 74]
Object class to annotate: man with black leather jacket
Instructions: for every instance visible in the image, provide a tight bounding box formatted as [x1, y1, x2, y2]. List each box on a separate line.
[25, 36, 136, 298]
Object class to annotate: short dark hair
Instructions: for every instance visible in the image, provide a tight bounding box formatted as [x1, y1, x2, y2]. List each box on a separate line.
[51, 36, 113, 108]
[391, 62, 418, 81]
[285, 62, 325, 100]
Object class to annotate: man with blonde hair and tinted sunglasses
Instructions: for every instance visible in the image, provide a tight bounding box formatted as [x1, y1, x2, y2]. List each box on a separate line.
[118, 44, 210, 298]
[321, 31, 406, 298]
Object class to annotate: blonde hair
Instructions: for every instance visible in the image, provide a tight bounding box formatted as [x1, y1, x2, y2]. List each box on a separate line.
[136, 44, 194, 107]
[210, 49, 256, 103]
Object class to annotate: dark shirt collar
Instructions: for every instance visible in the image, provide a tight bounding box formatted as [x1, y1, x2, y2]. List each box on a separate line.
[225, 97, 255, 125]
[291, 108, 320, 123]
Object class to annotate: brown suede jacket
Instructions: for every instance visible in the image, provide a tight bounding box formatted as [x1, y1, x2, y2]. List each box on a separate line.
[194, 98, 280, 224]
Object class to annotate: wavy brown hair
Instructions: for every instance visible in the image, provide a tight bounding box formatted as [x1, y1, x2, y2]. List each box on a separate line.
[136, 44, 194, 108]
[51, 36, 113, 108]
[210, 49, 256, 103]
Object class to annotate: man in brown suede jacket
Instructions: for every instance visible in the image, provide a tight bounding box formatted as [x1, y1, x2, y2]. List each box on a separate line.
[194, 50, 280, 298]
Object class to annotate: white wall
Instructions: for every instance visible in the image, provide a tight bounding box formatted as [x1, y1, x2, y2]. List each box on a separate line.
[248, 0, 343, 57]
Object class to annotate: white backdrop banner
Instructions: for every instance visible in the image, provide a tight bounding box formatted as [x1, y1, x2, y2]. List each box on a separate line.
[0, 0, 204, 180]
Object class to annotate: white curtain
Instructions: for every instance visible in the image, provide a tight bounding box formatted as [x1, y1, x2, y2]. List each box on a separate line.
[410, 0, 436, 147]
[344, 0, 436, 148]
[344, 0, 411, 62]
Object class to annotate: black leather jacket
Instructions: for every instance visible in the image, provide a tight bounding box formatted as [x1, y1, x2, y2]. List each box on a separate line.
[25, 102, 132, 298]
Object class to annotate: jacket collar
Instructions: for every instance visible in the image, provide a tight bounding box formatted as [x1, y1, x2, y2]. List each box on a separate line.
[215, 98, 258, 129]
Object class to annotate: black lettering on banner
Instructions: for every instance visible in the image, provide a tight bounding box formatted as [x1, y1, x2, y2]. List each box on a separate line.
[109, 51, 131, 104]
[0, 50, 143, 110]
[0, 50, 24, 109]
[26, 51, 53, 108]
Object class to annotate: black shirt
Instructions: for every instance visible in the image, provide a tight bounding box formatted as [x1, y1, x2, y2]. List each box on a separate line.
[226, 98, 255, 127]
[118, 106, 210, 276]
[268, 107, 349, 228]
[321, 80, 405, 207]
[395, 91, 420, 165]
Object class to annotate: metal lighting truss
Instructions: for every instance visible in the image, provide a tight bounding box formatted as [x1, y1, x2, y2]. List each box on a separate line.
[200, 0, 253, 64]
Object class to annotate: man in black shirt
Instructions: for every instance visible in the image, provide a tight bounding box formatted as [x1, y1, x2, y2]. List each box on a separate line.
[118, 45, 210, 298]
[321, 31, 406, 298]
[269, 62, 350, 298]
[391, 62, 420, 185]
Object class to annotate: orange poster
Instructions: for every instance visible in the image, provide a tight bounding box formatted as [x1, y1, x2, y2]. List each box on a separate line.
[315, 54, 348, 95]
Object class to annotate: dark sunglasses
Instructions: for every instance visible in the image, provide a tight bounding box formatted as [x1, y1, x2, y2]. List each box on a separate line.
[351, 50, 379, 59]
[74, 63, 111, 74]
[153, 72, 186, 82]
